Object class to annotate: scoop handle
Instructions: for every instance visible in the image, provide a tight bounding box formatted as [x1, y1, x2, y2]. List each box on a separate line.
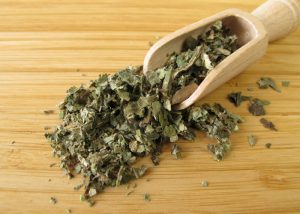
[252, 0, 300, 42]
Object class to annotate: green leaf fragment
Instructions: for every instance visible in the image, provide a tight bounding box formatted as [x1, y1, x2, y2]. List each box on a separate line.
[49, 197, 57, 205]
[144, 193, 151, 202]
[201, 180, 209, 187]
[257, 77, 281, 92]
[248, 135, 257, 147]
[265, 143, 272, 149]
[260, 118, 278, 131]
[282, 80, 290, 87]
[171, 144, 182, 159]
[65, 209, 72, 214]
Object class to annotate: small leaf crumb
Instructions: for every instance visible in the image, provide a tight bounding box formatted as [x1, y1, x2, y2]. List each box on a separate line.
[49, 163, 56, 168]
[144, 193, 151, 202]
[49, 197, 57, 205]
[43, 110, 54, 115]
[248, 135, 257, 147]
[265, 143, 272, 149]
[126, 190, 134, 196]
[65, 209, 72, 213]
[201, 180, 209, 187]
[171, 144, 182, 159]
[282, 81, 290, 87]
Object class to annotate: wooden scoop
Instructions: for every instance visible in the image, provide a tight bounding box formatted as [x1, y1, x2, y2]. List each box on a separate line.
[143, 0, 300, 110]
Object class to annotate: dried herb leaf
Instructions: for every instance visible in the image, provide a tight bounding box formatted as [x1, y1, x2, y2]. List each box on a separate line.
[126, 190, 134, 196]
[144, 193, 151, 202]
[257, 77, 281, 92]
[44, 126, 51, 131]
[260, 118, 277, 131]
[227, 92, 250, 107]
[74, 183, 83, 191]
[201, 180, 209, 187]
[45, 21, 240, 201]
[265, 143, 272, 149]
[44, 110, 55, 115]
[171, 144, 182, 159]
[49, 197, 57, 205]
[248, 135, 257, 147]
[248, 99, 266, 116]
[282, 80, 290, 87]
[65, 209, 72, 214]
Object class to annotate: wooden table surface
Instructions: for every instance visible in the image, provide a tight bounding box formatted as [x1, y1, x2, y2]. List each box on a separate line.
[0, 0, 300, 213]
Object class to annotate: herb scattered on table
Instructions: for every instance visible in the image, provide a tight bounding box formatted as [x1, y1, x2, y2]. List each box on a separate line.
[248, 99, 266, 116]
[65, 209, 72, 214]
[80, 195, 95, 207]
[45, 21, 241, 203]
[227, 92, 250, 107]
[44, 110, 55, 115]
[126, 190, 134, 196]
[49, 197, 57, 205]
[74, 183, 83, 191]
[265, 143, 272, 149]
[171, 144, 182, 159]
[257, 77, 281, 92]
[201, 180, 209, 187]
[282, 80, 290, 87]
[49, 163, 56, 167]
[248, 135, 257, 147]
[144, 193, 151, 202]
[260, 118, 278, 131]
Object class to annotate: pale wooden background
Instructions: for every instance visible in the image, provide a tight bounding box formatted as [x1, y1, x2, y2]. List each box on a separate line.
[0, 0, 300, 213]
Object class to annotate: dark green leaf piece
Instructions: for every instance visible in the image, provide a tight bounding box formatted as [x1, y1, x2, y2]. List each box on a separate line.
[248, 99, 266, 116]
[257, 77, 281, 92]
[227, 92, 250, 107]
[265, 143, 272, 149]
[260, 118, 278, 131]
[144, 193, 151, 202]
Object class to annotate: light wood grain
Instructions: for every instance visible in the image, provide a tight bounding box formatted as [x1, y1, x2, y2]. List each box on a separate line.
[0, 0, 300, 213]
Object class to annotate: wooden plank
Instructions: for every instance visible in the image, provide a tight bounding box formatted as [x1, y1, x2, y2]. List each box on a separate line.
[0, 0, 300, 213]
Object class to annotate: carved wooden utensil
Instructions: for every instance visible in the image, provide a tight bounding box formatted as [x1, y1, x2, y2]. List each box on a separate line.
[143, 0, 300, 110]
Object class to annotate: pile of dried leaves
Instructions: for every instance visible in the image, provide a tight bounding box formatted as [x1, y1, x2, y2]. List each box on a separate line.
[45, 21, 241, 203]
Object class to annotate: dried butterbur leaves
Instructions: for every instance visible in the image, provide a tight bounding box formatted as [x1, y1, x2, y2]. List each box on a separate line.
[260, 118, 278, 131]
[171, 144, 182, 159]
[44, 110, 55, 115]
[248, 135, 257, 147]
[265, 143, 272, 149]
[227, 92, 250, 107]
[282, 80, 290, 87]
[257, 77, 281, 92]
[201, 180, 209, 187]
[248, 99, 266, 116]
[49, 197, 57, 205]
[45, 21, 241, 202]
[144, 193, 151, 202]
